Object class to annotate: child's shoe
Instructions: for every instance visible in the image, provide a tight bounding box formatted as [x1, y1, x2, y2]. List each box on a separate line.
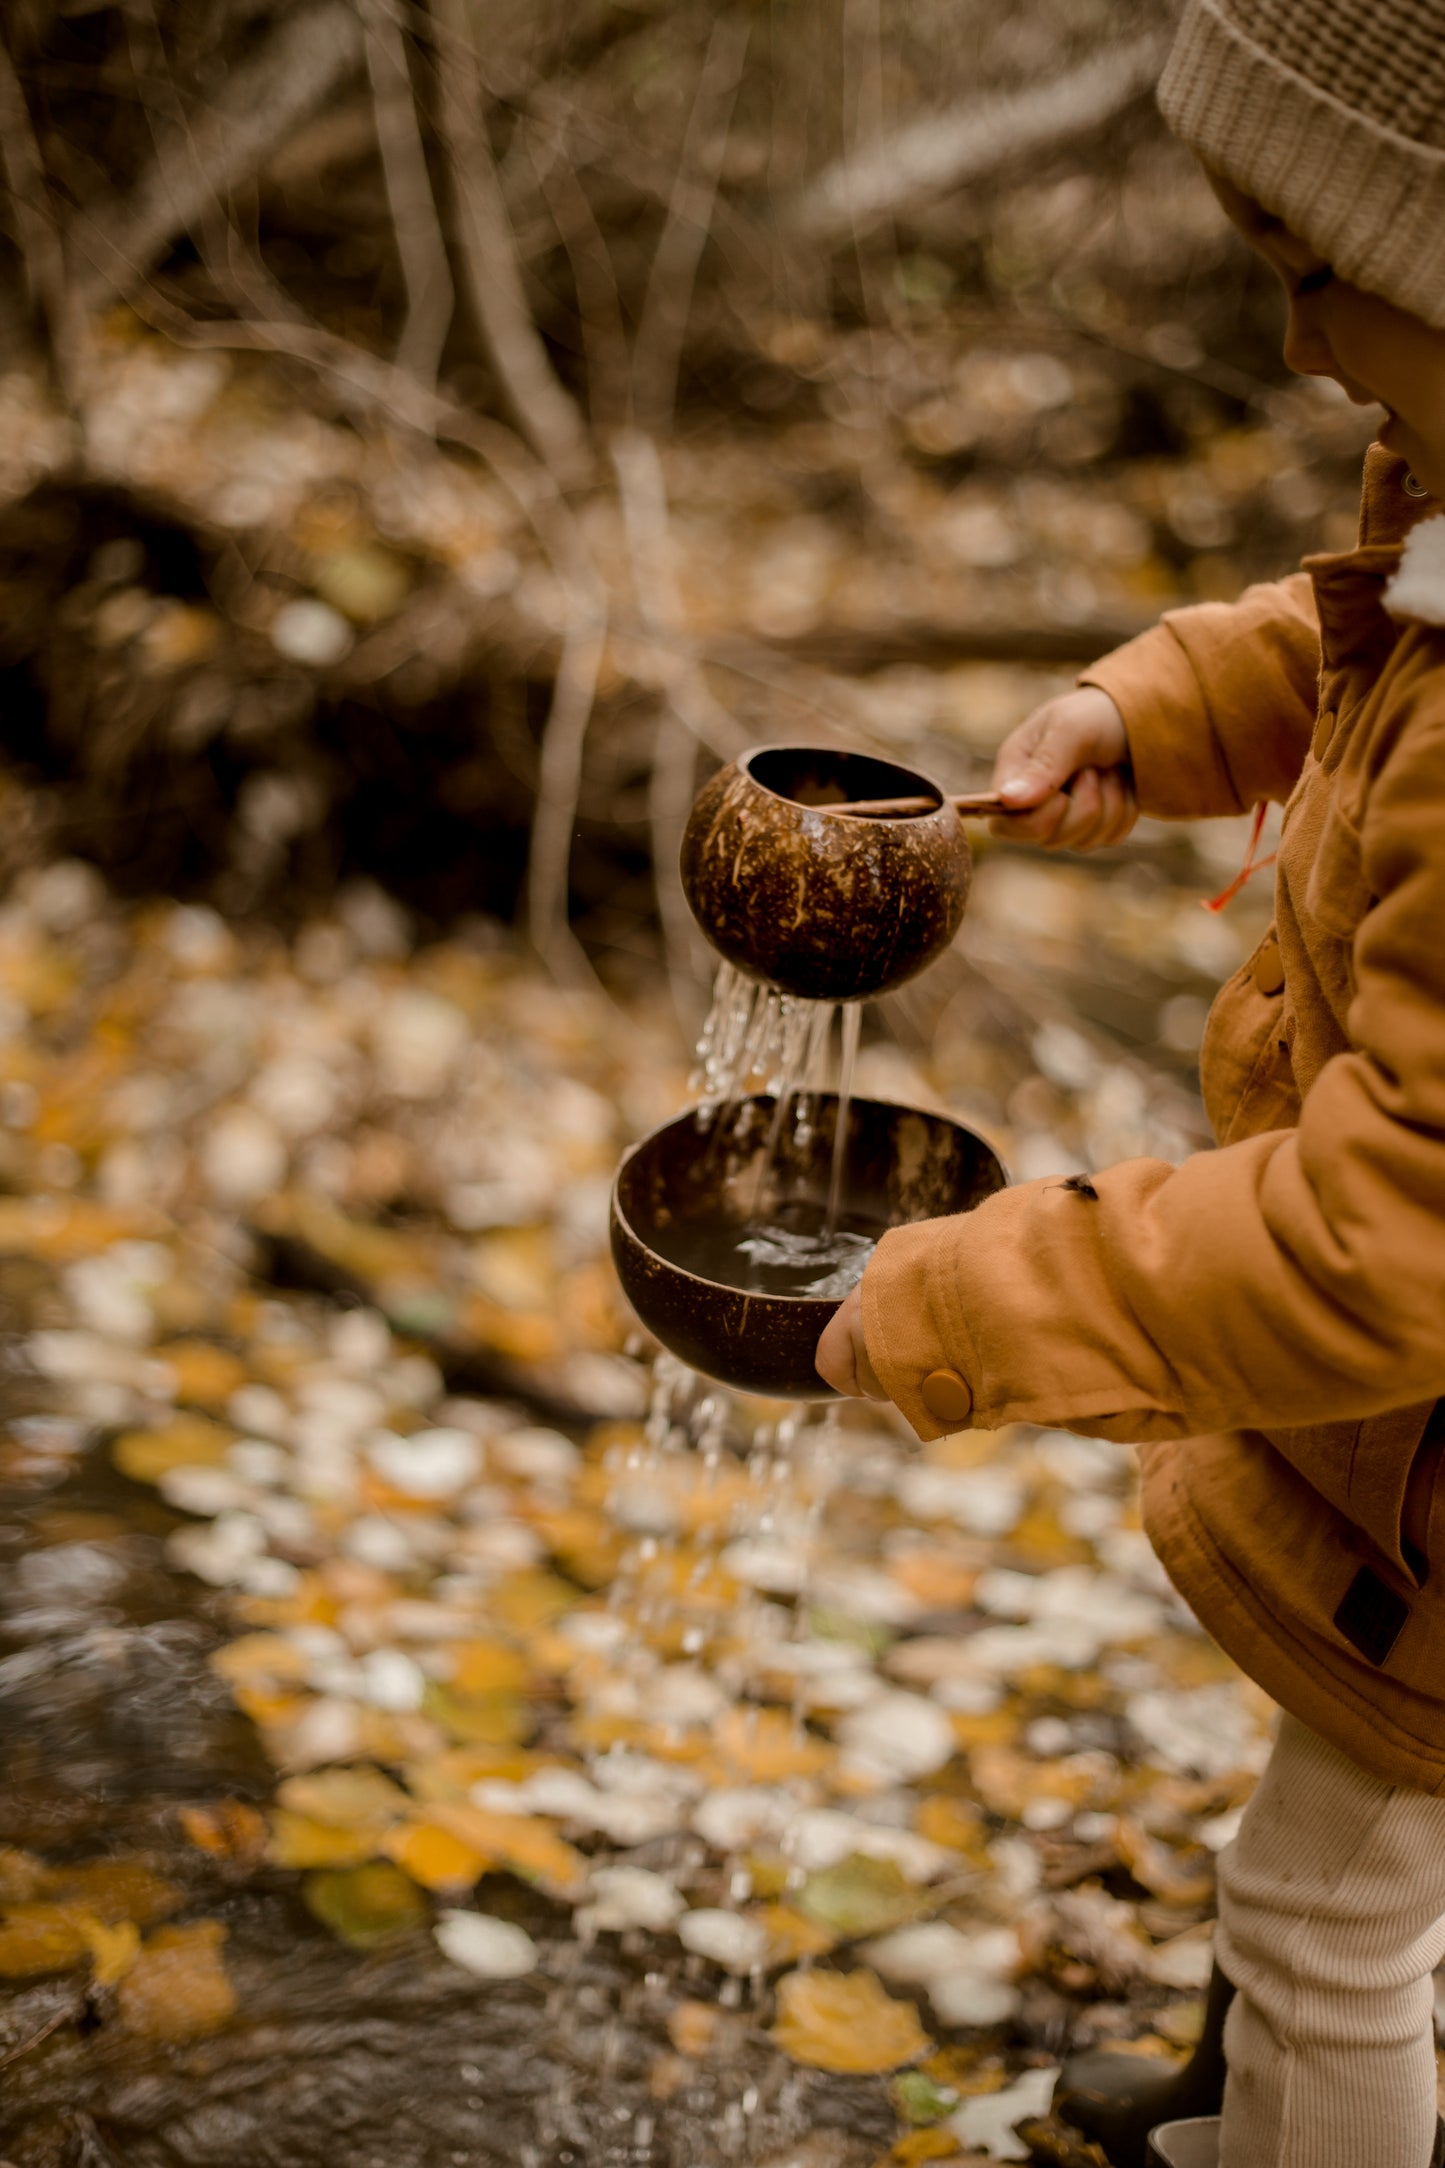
[1053, 1962, 1233, 2168]
[1145, 2120, 1219, 2168]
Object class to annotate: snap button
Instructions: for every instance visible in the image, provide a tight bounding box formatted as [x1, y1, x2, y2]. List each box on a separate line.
[1252, 936, 1285, 996]
[1404, 473, 1430, 500]
[920, 1369, 974, 1424]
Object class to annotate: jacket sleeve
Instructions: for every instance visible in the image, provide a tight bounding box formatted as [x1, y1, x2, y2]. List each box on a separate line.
[863, 660, 1445, 1459]
[1082, 572, 1321, 818]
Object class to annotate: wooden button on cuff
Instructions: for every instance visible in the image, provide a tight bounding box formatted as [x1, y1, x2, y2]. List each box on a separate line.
[920, 1369, 974, 1423]
[1252, 938, 1285, 996]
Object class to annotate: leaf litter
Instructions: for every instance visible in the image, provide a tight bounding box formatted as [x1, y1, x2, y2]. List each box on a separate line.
[0, 860, 1292, 2158]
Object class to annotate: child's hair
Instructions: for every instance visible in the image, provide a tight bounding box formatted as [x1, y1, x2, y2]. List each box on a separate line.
[1159, 0, 1445, 327]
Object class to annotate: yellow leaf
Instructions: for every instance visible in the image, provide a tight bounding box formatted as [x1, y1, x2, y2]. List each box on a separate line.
[0, 1848, 51, 1902]
[116, 1921, 237, 2041]
[0, 1903, 94, 1976]
[914, 1797, 987, 1857]
[427, 1803, 584, 1895]
[754, 1902, 835, 1964]
[890, 1549, 978, 1612]
[150, 1341, 249, 1409]
[716, 1707, 832, 1784]
[403, 1748, 542, 1803]
[667, 1999, 723, 2057]
[276, 1766, 411, 1829]
[448, 1641, 529, 1696]
[113, 1415, 231, 1484]
[79, 1916, 140, 1988]
[268, 1811, 380, 1870]
[490, 1570, 578, 1634]
[382, 1820, 489, 1892]
[210, 1633, 312, 1687]
[422, 1683, 530, 1748]
[770, 1968, 929, 2075]
[889, 2131, 966, 2164]
[50, 1861, 182, 1927]
[177, 1800, 269, 1867]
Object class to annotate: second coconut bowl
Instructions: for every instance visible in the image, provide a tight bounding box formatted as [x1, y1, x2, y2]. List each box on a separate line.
[611, 1093, 1006, 1400]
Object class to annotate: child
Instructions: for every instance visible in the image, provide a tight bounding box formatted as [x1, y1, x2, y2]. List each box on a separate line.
[816, 0, 1445, 2162]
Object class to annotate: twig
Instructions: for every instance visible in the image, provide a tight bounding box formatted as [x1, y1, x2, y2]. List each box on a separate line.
[64, 1, 365, 314]
[631, 12, 751, 434]
[362, 0, 455, 389]
[527, 108, 631, 438]
[0, 27, 85, 408]
[612, 428, 748, 1019]
[525, 608, 609, 987]
[791, 32, 1166, 244]
[431, 0, 593, 488]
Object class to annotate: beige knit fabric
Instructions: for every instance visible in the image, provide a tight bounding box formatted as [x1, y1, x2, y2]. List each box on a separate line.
[1159, 0, 1445, 328]
[1214, 1715, 1445, 2167]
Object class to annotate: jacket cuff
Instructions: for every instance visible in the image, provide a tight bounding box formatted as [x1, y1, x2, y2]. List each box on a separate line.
[860, 1218, 985, 1441]
[1081, 622, 1239, 819]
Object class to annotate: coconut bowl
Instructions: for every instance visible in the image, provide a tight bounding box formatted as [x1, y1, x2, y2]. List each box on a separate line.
[678, 744, 971, 1003]
[611, 1093, 1005, 1400]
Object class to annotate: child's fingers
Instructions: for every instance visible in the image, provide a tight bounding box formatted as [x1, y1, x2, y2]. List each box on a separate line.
[989, 784, 1078, 844]
[815, 1300, 863, 1396]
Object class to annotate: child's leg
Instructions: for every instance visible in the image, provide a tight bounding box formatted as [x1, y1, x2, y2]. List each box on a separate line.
[1216, 1713, 1445, 2168]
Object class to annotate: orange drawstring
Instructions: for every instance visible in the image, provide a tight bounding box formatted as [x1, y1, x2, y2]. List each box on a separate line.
[1203, 800, 1276, 913]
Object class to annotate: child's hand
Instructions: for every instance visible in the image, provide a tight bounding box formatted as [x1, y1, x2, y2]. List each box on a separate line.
[990, 687, 1137, 849]
[815, 1287, 888, 1400]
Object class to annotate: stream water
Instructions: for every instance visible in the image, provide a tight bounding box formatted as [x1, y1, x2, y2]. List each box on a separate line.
[0, 1258, 896, 2168]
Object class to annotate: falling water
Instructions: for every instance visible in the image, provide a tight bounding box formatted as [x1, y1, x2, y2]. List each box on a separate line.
[689, 964, 867, 1289]
[824, 1001, 862, 1239]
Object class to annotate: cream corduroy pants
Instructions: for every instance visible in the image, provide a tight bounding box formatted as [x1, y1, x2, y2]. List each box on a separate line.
[1215, 1714, 1445, 2168]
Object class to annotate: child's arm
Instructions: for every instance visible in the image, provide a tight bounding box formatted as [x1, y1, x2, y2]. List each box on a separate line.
[1078, 570, 1322, 820]
[822, 664, 1445, 1566]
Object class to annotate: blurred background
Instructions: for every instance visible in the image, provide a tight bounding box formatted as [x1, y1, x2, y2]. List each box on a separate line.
[0, 7, 1386, 2166]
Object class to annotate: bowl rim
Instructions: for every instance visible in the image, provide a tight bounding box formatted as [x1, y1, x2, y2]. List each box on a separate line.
[610, 1091, 1007, 1309]
[737, 743, 949, 826]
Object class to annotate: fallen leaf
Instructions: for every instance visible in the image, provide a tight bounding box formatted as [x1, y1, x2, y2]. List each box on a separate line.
[770, 1967, 929, 2074]
[0, 1848, 51, 1902]
[0, 1904, 95, 1977]
[178, 1800, 270, 1867]
[716, 1706, 832, 1783]
[115, 1921, 237, 2040]
[667, 1999, 723, 2057]
[80, 1916, 140, 1988]
[889, 2132, 968, 2164]
[302, 1862, 429, 1948]
[754, 1901, 835, 1964]
[276, 1766, 411, 1829]
[427, 1803, 584, 1894]
[433, 1909, 537, 1979]
[799, 1855, 930, 1939]
[383, 1820, 489, 1892]
[268, 1811, 380, 1870]
[113, 1415, 232, 1483]
[49, 1861, 181, 1927]
[151, 1341, 250, 1408]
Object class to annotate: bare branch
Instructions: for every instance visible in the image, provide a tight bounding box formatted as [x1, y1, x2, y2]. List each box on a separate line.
[610, 428, 749, 765]
[65, 1, 364, 315]
[0, 26, 85, 403]
[362, 0, 454, 389]
[791, 32, 1166, 245]
[631, 12, 751, 435]
[432, 0, 593, 489]
[525, 609, 609, 988]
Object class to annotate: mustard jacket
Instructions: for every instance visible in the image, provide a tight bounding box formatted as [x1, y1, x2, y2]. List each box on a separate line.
[862, 447, 1445, 1788]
